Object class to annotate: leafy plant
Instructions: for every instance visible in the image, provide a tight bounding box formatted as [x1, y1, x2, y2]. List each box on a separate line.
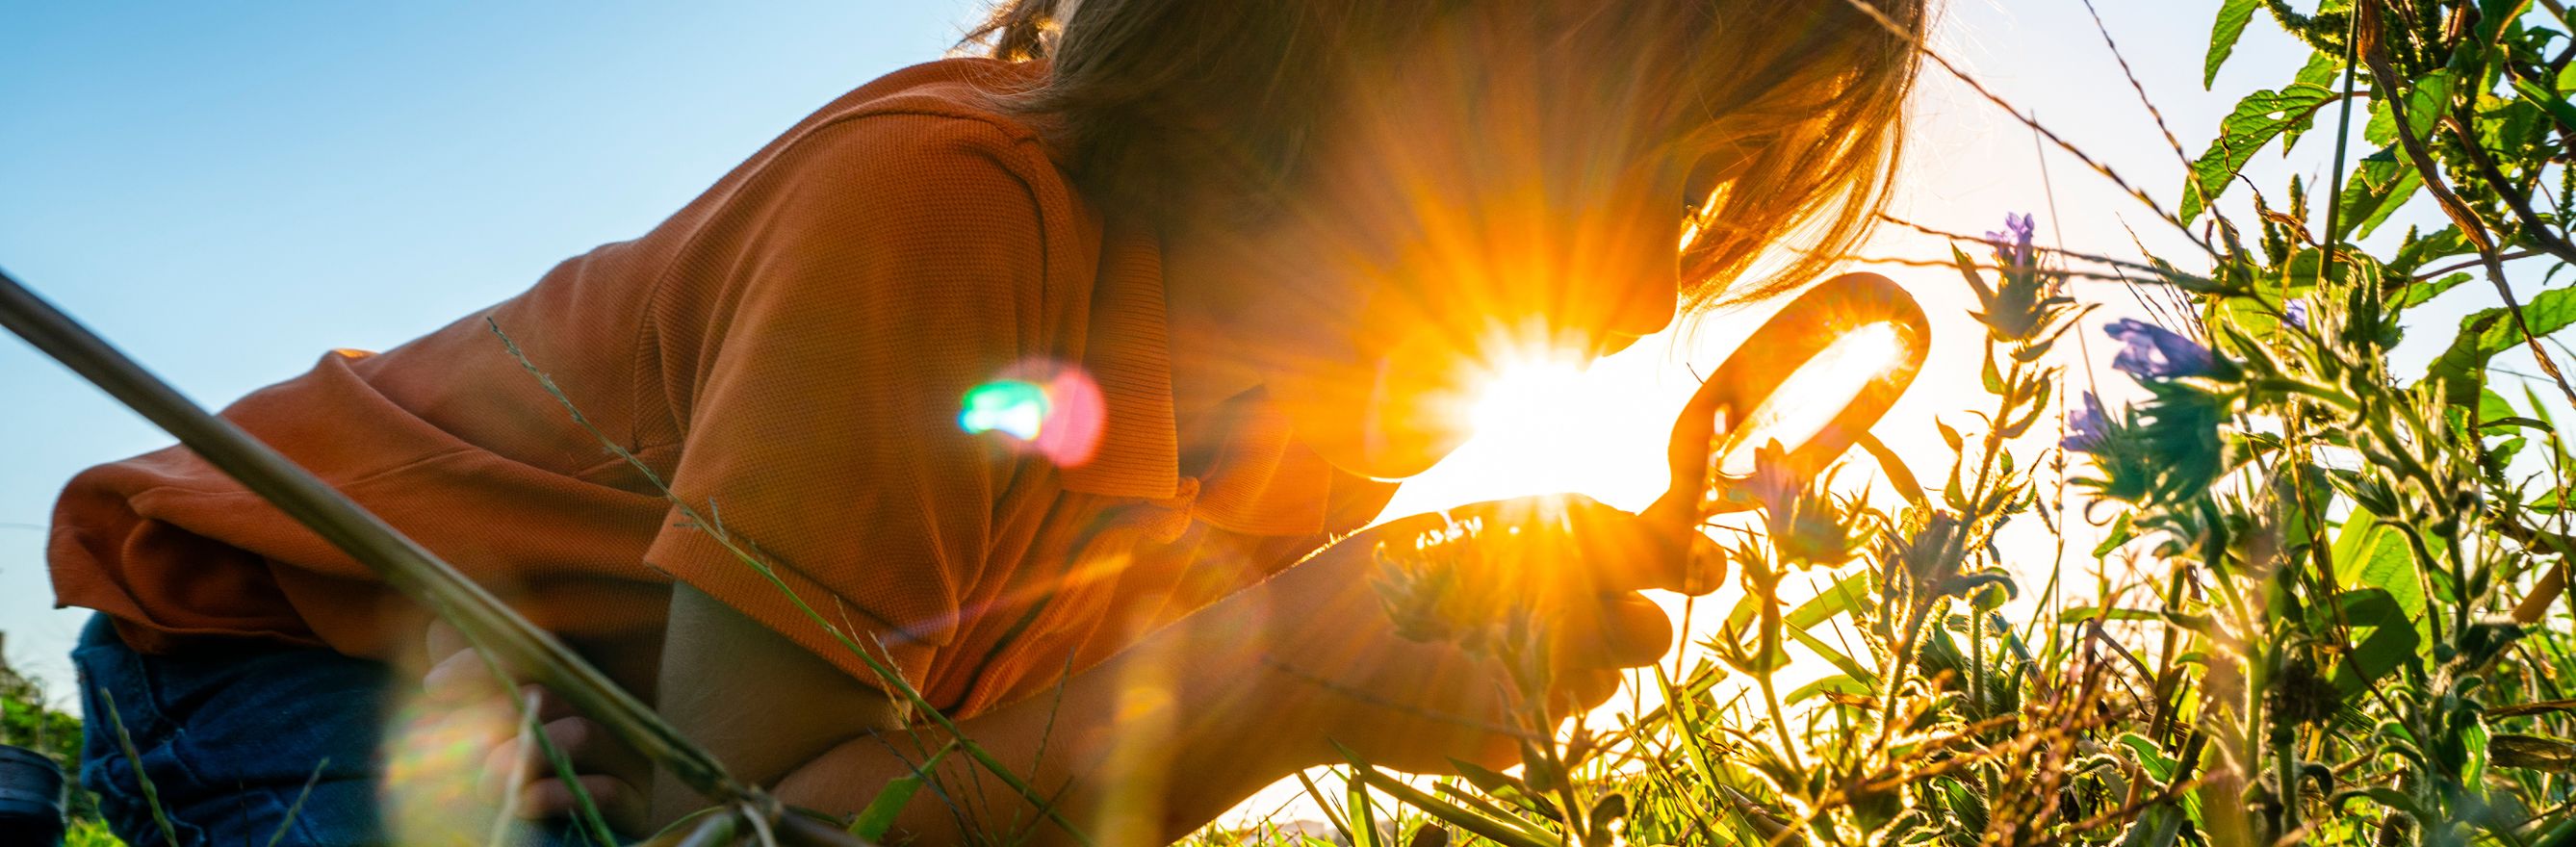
[1329, 1, 2576, 845]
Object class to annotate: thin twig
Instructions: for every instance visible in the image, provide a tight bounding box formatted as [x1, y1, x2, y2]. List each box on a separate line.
[1836, 0, 2220, 259]
[1255, 654, 1540, 741]
[2415, 249, 2541, 281]
[489, 688, 544, 847]
[1837, 254, 2202, 286]
[96, 689, 182, 847]
[1873, 213, 2186, 277]
[2073, 0, 2194, 174]
[263, 758, 333, 847]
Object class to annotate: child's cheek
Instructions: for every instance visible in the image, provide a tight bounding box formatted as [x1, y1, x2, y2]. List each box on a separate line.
[1273, 324, 1477, 480]
[1359, 327, 1480, 475]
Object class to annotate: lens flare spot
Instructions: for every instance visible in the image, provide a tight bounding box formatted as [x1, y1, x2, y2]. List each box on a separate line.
[380, 694, 514, 844]
[961, 363, 1104, 468]
[962, 380, 1049, 441]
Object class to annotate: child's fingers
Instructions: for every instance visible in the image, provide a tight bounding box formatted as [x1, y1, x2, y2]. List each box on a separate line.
[422, 644, 505, 702]
[542, 715, 652, 782]
[1549, 669, 1621, 717]
[1553, 592, 1672, 674]
[424, 619, 469, 662]
[516, 774, 650, 834]
[479, 716, 652, 802]
[1540, 495, 1695, 596]
[521, 683, 580, 723]
[1594, 592, 1673, 669]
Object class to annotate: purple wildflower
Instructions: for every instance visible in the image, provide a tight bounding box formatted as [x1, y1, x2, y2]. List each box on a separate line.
[2283, 300, 2309, 331]
[1985, 212, 2037, 269]
[2104, 319, 2216, 378]
[2062, 392, 2114, 454]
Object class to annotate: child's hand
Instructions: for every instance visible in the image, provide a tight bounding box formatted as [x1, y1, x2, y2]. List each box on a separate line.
[420, 622, 653, 837]
[1257, 493, 1698, 774]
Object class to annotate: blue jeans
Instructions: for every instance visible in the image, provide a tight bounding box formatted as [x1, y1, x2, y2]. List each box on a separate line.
[72, 614, 590, 847]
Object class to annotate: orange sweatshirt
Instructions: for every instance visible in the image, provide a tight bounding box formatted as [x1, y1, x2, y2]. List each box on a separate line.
[48, 58, 1393, 717]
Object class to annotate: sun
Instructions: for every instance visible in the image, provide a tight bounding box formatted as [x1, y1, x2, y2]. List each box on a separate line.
[1467, 360, 1590, 438]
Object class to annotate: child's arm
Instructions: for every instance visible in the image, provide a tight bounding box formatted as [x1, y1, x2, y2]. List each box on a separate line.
[657, 570, 1314, 845]
[652, 496, 1687, 845]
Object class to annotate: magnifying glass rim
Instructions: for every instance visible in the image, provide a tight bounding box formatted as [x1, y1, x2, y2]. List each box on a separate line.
[1662, 271, 1931, 516]
[1709, 321, 1912, 475]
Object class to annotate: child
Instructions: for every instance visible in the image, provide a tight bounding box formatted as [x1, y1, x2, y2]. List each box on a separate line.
[50, 0, 1922, 843]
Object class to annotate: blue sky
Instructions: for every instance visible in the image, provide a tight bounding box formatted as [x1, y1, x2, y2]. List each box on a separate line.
[2, 1, 2435, 715]
[0, 0, 985, 694]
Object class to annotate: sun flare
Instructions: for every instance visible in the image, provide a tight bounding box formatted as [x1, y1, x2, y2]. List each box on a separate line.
[1467, 360, 1590, 438]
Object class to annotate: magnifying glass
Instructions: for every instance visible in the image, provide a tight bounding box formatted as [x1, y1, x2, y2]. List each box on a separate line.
[1651, 271, 1929, 523]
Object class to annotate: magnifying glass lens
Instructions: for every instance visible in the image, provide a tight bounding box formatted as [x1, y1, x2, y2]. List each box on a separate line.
[1654, 272, 1928, 522]
[1712, 321, 1911, 477]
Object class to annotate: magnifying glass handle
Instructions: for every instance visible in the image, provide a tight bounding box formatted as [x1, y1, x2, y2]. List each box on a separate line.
[1641, 376, 1730, 598]
[1645, 376, 1726, 531]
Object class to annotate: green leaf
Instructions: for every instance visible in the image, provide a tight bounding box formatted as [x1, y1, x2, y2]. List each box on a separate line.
[1856, 431, 1928, 507]
[850, 777, 926, 841]
[2513, 76, 2576, 136]
[2182, 84, 2339, 222]
[1337, 753, 1558, 847]
[850, 739, 956, 840]
[2479, 388, 2518, 424]
[2119, 805, 2187, 847]
[2364, 70, 2453, 148]
[1446, 758, 1527, 799]
[2397, 271, 2473, 310]
[2389, 226, 2471, 277]
[1788, 626, 1880, 688]
[2335, 786, 2428, 818]
[2424, 286, 2576, 403]
[1716, 594, 1790, 673]
[1786, 673, 1873, 705]
[1347, 766, 1382, 847]
[2092, 511, 2137, 557]
[1441, 761, 1559, 827]
[1953, 245, 1995, 304]
[2117, 733, 2178, 782]
[1724, 592, 1763, 636]
[2331, 147, 2423, 241]
[2062, 606, 2165, 624]
[2204, 0, 2261, 90]
[2331, 508, 2425, 621]
[1786, 571, 1874, 629]
[2293, 49, 2343, 90]
[2330, 588, 2425, 693]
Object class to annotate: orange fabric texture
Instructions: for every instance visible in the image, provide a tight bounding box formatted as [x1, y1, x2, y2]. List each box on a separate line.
[47, 58, 1395, 716]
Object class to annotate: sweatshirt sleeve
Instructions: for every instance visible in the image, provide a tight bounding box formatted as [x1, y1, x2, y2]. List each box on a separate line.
[641, 111, 1056, 697]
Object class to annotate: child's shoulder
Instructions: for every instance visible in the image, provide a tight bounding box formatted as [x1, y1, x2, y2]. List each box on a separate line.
[752, 57, 1065, 200]
[645, 56, 1099, 321]
[640, 56, 1095, 301]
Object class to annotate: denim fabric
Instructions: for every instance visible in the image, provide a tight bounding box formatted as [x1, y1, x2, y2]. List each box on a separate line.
[70, 614, 591, 847]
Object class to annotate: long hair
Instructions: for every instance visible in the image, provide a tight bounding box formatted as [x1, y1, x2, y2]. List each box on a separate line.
[963, 0, 1926, 308]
